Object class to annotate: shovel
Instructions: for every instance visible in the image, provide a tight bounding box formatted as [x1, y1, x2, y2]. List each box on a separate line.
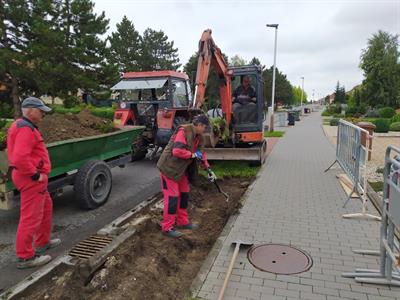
[206, 167, 230, 202]
[217, 240, 254, 300]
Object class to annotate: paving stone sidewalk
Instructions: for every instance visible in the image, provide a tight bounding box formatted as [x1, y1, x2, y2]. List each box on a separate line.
[196, 112, 400, 300]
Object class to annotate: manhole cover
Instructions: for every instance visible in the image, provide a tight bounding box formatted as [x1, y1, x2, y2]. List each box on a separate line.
[247, 244, 313, 275]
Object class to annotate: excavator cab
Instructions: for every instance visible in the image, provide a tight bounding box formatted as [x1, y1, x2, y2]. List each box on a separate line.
[230, 65, 264, 141]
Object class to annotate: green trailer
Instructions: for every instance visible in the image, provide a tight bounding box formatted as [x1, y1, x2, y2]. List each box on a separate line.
[0, 126, 144, 210]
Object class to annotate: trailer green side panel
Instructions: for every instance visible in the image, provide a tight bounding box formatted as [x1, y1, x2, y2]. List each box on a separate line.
[0, 126, 144, 194]
[48, 127, 144, 178]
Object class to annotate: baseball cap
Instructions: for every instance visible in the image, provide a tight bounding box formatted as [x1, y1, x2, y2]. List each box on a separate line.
[21, 97, 52, 112]
[193, 114, 210, 126]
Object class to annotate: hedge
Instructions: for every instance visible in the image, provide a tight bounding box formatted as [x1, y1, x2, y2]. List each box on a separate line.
[389, 122, 400, 132]
[330, 118, 339, 126]
[373, 118, 390, 133]
[378, 107, 396, 118]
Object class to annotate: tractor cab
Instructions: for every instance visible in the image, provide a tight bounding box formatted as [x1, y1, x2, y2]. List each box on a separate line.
[230, 65, 265, 142]
[112, 71, 192, 150]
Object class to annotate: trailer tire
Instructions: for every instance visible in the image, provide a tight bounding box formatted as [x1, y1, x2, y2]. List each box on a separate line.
[74, 160, 112, 209]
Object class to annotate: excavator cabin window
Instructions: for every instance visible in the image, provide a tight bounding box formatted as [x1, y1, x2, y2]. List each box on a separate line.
[231, 75, 258, 125]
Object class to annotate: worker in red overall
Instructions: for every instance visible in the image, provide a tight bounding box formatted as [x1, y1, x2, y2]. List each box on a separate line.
[7, 97, 61, 269]
[157, 115, 216, 237]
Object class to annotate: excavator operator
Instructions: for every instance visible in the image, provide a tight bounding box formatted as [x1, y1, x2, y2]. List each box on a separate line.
[232, 75, 257, 123]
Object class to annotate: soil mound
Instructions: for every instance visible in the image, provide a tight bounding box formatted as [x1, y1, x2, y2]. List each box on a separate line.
[38, 110, 115, 143]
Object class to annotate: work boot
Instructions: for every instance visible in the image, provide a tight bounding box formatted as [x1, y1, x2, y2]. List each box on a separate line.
[17, 254, 52, 269]
[35, 238, 61, 254]
[163, 229, 183, 238]
[176, 223, 199, 230]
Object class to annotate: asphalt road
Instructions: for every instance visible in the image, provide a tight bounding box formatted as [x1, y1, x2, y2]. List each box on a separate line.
[0, 159, 160, 292]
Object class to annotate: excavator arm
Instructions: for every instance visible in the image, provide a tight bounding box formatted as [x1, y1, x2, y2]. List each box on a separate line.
[194, 29, 233, 126]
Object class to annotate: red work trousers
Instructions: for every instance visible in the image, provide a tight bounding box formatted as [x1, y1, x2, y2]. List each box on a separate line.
[12, 171, 52, 259]
[160, 173, 190, 232]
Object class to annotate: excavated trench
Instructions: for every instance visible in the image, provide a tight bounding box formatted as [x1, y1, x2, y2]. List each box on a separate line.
[15, 176, 252, 300]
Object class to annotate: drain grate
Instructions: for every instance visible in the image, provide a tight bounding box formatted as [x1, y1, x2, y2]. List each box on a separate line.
[247, 244, 313, 275]
[69, 235, 113, 259]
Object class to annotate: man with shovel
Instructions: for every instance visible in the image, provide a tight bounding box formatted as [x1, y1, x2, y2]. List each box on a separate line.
[157, 114, 216, 238]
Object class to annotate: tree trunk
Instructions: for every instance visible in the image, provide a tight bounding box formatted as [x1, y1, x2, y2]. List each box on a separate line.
[11, 77, 21, 119]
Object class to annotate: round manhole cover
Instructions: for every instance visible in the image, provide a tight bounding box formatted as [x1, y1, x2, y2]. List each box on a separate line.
[247, 244, 313, 275]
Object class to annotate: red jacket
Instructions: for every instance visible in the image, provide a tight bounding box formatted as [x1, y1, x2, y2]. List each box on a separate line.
[7, 117, 51, 179]
[172, 127, 209, 168]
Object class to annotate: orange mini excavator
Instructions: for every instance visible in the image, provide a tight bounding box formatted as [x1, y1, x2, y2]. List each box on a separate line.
[193, 29, 267, 165]
[111, 29, 267, 165]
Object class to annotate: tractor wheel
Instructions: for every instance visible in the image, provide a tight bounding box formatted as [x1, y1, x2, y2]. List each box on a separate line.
[74, 160, 112, 209]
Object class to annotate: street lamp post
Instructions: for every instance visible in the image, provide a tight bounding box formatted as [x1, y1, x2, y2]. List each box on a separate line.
[300, 76, 304, 115]
[266, 24, 278, 132]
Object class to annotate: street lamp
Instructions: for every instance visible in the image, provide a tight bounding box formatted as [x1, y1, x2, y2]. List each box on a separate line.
[266, 23, 278, 132]
[300, 76, 304, 115]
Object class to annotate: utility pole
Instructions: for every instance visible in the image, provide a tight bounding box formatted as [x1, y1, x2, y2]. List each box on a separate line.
[300, 76, 304, 115]
[266, 24, 278, 132]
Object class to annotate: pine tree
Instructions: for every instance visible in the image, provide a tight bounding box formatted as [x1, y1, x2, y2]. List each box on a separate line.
[183, 51, 229, 110]
[25, 0, 65, 100]
[0, 0, 31, 117]
[139, 28, 180, 71]
[334, 81, 346, 104]
[249, 57, 265, 70]
[65, 0, 112, 95]
[108, 16, 141, 73]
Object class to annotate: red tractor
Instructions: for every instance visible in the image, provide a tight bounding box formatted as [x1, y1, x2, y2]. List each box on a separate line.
[112, 70, 195, 160]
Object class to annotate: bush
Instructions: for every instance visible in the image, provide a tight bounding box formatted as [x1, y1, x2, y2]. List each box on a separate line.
[0, 121, 10, 150]
[345, 106, 357, 117]
[378, 107, 396, 118]
[330, 118, 339, 126]
[321, 110, 331, 116]
[63, 95, 80, 108]
[89, 107, 115, 120]
[365, 108, 380, 118]
[373, 118, 390, 133]
[52, 106, 81, 114]
[323, 104, 342, 116]
[389, 122, 400, 132]
[391, 113, 400, 123]
[345, 105, 367, 117]
[0, 102, 14, 119]
[0, 119, 8, 129]
[0, 131, 6, 150]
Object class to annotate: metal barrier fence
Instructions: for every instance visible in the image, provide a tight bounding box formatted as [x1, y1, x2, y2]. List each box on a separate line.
[325, 119, 380, 220]
[343, 146, 400, 286]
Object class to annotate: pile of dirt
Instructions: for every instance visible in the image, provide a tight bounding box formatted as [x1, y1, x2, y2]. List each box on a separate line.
[38, 109, 115, 144]
[18, 177, 251, 300]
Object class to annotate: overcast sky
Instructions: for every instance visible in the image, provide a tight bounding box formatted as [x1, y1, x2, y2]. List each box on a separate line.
[93, 0, 399, 100]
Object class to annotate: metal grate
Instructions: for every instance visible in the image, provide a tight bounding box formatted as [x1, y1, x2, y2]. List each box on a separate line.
[69, 235, 113, 259]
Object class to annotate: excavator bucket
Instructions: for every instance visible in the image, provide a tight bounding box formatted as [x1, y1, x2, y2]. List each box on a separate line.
[205, 139, 267, 166]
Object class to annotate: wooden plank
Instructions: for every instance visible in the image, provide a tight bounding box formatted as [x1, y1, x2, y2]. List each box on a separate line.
[336, 174, 358, 198]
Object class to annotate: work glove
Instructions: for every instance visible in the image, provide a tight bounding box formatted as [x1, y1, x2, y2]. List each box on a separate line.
[207, 169, 217, 182]
[192, 150, 203, 161]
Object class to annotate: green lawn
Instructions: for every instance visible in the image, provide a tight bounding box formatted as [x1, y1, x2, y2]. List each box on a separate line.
[200, 161, 260, 179]
[368, 181, 384, 193]
[264, 131, 285, 138]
